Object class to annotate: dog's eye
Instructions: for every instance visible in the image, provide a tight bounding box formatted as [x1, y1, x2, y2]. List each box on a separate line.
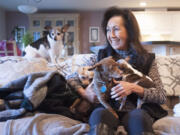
[51, 33, 54, 36]
[57, 33, 61, 35]
[81, 76, 87, 79]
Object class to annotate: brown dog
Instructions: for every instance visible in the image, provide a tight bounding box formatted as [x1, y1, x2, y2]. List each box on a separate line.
[89, 56, 123, 118]
[89, 56, 155, 118]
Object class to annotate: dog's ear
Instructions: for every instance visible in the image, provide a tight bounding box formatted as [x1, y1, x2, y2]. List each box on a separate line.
[117, 63, 124, 69]
[43, 26, 52, 36]
[125, 56, 130, 62]
[61, 24, 70, 33]
[107, 56, 113, 59]
[117, 62, 128, 71]
[44, 25, 52, 31]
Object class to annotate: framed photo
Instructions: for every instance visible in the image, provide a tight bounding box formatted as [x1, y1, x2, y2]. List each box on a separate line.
[89, 27, 100, 43]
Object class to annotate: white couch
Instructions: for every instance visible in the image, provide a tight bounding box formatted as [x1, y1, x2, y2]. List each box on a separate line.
[0, 54, 180, 135]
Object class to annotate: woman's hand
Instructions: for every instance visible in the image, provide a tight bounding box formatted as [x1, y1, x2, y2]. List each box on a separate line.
[83, 82, 99, 103]
[111, 81, 133, 100]
[111, 80, 144, 101]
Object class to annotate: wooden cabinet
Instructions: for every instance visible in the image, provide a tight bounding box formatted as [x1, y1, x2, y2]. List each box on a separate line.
[133, 11, 172, 34]
[171, 12, 180, 41]
[28, 13, 80, 56]
[143, 41, 180, 56]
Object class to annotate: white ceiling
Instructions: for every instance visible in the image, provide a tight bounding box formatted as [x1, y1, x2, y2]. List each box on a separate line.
[0, 0, 180, 12]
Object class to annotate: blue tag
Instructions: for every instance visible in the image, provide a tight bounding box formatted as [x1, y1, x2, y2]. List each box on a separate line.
[101, 85, 106, 93]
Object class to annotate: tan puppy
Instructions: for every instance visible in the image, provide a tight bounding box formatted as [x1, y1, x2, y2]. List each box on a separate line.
[77, 66, 94, 86]
[69, 66, 94, 115]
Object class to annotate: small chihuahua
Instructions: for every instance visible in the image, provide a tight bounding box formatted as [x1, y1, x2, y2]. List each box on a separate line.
[25, 24, 70, 63]
[117, 59, 155, 110]
[89, 56, 123, 119]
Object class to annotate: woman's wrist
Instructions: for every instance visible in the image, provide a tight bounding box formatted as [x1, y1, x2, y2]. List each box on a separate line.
[131, 84, 144, 98]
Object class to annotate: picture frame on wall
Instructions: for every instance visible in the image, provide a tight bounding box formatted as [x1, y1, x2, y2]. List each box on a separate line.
[89, 27, 100, 43]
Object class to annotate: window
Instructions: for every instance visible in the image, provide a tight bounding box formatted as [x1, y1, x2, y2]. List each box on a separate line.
[56, 20, 63, 26]
[44, 20, 52, 27]
[33, 32, 41, 41]
[67, 20, 74, 26]
[33, 20, 40, 27]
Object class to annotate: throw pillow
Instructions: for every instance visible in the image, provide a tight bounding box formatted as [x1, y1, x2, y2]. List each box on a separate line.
[155, 55, 180, 96]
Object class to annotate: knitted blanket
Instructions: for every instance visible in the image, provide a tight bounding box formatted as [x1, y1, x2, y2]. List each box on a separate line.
[0, 71, 79, 121]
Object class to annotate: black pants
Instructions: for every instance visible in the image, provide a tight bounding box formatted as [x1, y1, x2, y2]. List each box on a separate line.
[89, 107, 154, 135]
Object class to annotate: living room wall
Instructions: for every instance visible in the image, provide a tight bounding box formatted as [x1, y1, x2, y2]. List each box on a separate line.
[79, 11, 106, 53]
[0, 8, 6, 41]
[5, 11, 29, 40]
[5, 11, 106, 53]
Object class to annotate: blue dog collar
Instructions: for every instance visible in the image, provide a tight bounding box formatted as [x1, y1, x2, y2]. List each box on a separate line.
[101, 85, 107, 93]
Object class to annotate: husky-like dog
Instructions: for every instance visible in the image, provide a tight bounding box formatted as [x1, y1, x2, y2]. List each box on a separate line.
[25, 24, 70, 63]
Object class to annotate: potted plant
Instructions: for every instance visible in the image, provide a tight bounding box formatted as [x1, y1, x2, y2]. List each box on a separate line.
[22, 32, 34, 47]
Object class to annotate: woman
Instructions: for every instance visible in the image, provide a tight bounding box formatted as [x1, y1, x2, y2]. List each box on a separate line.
[88, 7, 168, 135]
[68, 7, 167, 135]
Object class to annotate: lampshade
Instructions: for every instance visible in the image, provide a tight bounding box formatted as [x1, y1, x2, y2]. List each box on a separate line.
[17, 5, 38, 14]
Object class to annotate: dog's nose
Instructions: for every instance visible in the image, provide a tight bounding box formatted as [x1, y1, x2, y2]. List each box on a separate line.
[54, 37, 57, 41]
[115, 76, 123, 81]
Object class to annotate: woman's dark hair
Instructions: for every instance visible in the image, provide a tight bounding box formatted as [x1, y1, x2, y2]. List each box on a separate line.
[102, 6, 147, 55]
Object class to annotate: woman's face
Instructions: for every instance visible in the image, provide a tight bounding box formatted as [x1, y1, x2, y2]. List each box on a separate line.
[106, 16, 128, 50]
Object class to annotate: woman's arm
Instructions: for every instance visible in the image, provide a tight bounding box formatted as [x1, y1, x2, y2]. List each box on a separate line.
[142, 60, 167, 104]
[66, 54, 98, 103]
[67, 76, 97, 103]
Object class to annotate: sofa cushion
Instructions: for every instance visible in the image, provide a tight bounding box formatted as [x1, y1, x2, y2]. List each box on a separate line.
[0, 54, 96, 87]
[55, 54, 96, 76]
[155, 55, 180, 96]
[0, 56, 56, 87]
[153, 116, 180, 135]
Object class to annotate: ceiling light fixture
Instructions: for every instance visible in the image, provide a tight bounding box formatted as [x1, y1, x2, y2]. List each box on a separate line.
[17, 0, 42, 14]
[17, 5, 37, 14]
[140, 2, 147, 7]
